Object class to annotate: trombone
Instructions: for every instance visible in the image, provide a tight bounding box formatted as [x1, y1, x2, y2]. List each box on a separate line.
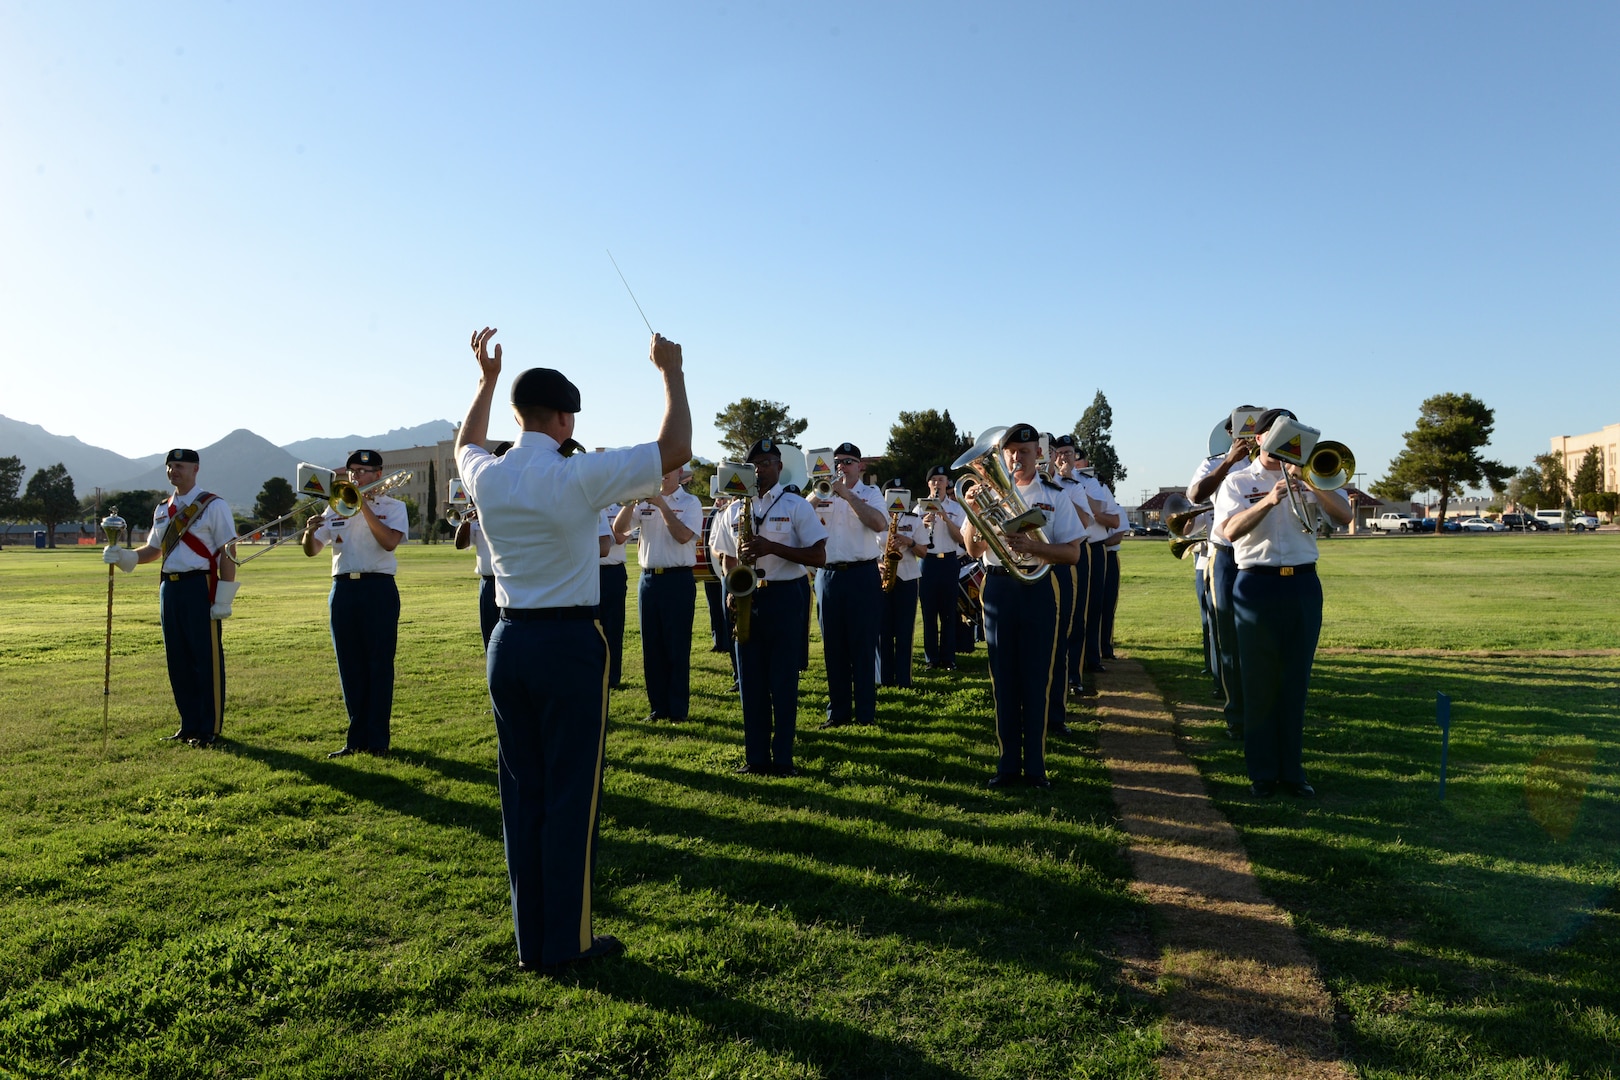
[1258, 420, 1354, 535]
[1162, 493, 1213, 560]
[227, 467, 414, 565]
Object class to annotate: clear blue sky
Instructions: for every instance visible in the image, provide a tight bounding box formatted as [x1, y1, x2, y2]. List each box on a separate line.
[5, 2, 1615, 502]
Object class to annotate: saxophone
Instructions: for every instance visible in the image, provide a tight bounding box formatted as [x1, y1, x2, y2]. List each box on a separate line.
[724, 495, 759, 644]
[880, 507, 903, 593]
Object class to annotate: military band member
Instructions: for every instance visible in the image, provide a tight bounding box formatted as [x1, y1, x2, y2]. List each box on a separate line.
[1190, 406, 1262, 739]
[103, 448, 239, 746]
[455, 442, 512, 650]
[1092, 472, 1129, 660]
[705, 495, 740, 689]
[1048, 436, 1096, 724]
[918, 465, 967, 669]
[616, 468, 703, 722]
[1072, 456, 1119, 688]
[877, 478, 927, 688]
[1215, 408, 1351, 798]
[961, 424, 1082, 790]
[301, 450, 407, 758]
[810, 442, 887, 728]
[711, 438, 828, 776]
[599, 500, 631, 691]
[456, 327, 690, 973]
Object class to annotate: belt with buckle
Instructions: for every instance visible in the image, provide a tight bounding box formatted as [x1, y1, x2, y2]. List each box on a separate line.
[502, 606, 598, 621]
[824, 559, 876, 571]
[337, 571, 393, 580]
[927, 552, 956, 559]
[1240, 563, 1316, 577]
[643, 566, 693, 575]
[163, 570, 207, 582]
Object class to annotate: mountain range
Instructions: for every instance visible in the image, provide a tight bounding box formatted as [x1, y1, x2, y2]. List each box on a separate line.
[1, 415, 455, 511]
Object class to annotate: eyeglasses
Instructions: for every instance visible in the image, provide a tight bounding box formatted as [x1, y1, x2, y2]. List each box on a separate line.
[834, 457, 859, 466]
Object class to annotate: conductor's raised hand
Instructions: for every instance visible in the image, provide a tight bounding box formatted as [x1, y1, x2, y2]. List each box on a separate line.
[649, 333, 683, 373]
[471, 327, 502, 380]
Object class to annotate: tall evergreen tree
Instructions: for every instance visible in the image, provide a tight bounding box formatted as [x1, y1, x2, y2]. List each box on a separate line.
[1074, 390, 1127, 491]
[1571, 446, 1603, 498]
[0, 456, 28, 548]
[713, 399, 809, 461]
[23, 463, 80, 548]
[875, 409, 973, 494]
[1372, 393, 1512, 527]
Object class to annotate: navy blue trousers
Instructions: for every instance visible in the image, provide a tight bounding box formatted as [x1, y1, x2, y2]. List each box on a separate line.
[638, 568, 695, 718]
[1211, 544, 1245, 732]
[159, 573, 224, 740]
[878, 576, 919, 687]
[736, 577, 810, 769]
[598, 564, 627, 687]
[1233, 567, 1322, 785]
[1102, 548, 1120, 658]
[1081, 541, 1107, 669]
[704, 579, 731, 652]
[487, 615, 609, 966]
[1048, 563, 1076, 728]
[919, 554, 958, 666]
[983, 571, 1059, 781]
[1194, 557, 1219, 685]
[479, 574, 498, 651]
[329, 574, 398, 752]
[815, 560, 881, 724]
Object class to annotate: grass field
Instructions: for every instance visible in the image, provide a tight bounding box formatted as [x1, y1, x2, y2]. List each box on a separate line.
[0, 534, 1615, 1078]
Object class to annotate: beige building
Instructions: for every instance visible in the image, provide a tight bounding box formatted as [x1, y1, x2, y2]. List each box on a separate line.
[1552, 423, 1620, 492]
[375, 439, 460, 535]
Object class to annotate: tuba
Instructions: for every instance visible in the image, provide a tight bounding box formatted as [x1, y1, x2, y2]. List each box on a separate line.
[951, 427, 1052, 583]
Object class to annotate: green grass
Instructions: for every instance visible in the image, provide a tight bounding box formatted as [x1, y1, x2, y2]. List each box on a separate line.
[1127, 533, 1620, 1079]
[1, 536, 1616, 1077]
[0, 545, 1155, 1079]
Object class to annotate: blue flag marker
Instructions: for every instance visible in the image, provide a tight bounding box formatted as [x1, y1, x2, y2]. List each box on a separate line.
[1436, 691, 1451, 800]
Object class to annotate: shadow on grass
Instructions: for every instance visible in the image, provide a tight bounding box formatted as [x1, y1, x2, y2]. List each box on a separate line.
[231, 741, 502, 841]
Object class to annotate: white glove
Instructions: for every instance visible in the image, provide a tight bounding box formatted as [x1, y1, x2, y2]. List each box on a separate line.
[103, 546, 139, 572]
[210, 580, 240, 620]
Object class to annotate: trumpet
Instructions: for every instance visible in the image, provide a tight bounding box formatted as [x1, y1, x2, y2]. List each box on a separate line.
[951, 427, 1051, 583]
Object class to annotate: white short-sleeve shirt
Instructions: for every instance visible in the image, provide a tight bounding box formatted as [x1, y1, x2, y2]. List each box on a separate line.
[146, 489, 237, 574]
[312, 496, 409, 575]
[711, 485, 828, 583]
[632, 489, 703, 569]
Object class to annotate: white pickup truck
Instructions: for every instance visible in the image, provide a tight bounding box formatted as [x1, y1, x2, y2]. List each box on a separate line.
[1371, 513, 1416, 533]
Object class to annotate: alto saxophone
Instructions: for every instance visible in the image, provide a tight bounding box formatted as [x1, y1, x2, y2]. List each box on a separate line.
[880, 507, 903, 593]
[724, 495, 759, 644]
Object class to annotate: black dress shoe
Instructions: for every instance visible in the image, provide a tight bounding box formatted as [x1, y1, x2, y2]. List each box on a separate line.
[1212, 686, 1226, 698]
[1282, 781, 1316, 798]
[327, 747, 358, 758]
[1250, 781, 1278, 798]
[1225, 724, 1244, 741]
[162, 731, 186, 741]
[189, 737, 215, 749]
[734, 762, 770, 775]
[1026, 776, 1053, 790]
[1073, 685, 1098, 698]
[987, 773, 1020, 790]
[728, 680, 740, 692]
[643, 712, 667, 723]
[522, 934, 627, 975]
[818, 718, 850, 729]
[773, 764, 800, 778]
[1085, 664, 1108, 674]
[1048, 720, 1072, 736]
[668, 716, 687, 724]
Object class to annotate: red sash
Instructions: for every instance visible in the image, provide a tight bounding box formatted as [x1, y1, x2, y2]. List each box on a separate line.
[160, 492, 222, 601]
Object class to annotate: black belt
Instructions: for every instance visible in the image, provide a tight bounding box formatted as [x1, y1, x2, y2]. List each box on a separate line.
[824, 559, 876, 571]
[502, 606, 598, 621]
[985, 566, 1013, 576]
[335, 572, 393, 580]
[926, 552, 957, 559]
[1240, 563, 1317, 577]
[163, 570, 207, 581]
[643, 566, 693, 575]
[481, 574, 494, 581]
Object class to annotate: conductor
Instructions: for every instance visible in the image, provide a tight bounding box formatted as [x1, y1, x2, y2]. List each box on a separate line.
[455, 327, 691, 973]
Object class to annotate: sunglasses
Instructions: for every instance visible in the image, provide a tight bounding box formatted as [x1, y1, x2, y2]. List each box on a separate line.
[834, 457, 859, 466]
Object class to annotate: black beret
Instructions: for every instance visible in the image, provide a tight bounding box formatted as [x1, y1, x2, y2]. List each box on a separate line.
[510, 367, 582, 412]
[347, 449, 383, 468]
[834, 442, 861, 458]
[165, 448, 200, 464]
[1051, 433, 1077, 449]
[492, 441, 514, 457]
[745, 437, 782, 461]
[883, 477, 905, 490]
[927, 464, 949, 478]
[1255, 407, 1297, 435]
[1004, 423, 1040, 445]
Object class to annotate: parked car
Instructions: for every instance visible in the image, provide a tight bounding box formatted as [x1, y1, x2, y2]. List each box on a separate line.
[1372, 512, 1416, 532]
[1460, 518, 1506, 532]
[1412, 517, 1437, 532]
[1499, 513, 1546, 532]
[1145, 524, 1169, 537]
[1438, 518, 1461, 533]
[1569, 513, 1600, 531]
[1128, 524, 1150, 537]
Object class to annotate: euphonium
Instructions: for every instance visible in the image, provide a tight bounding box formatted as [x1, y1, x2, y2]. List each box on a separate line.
[880, 507, 903, 592]
[724, 495, 759, 644]
[950, 427, 1052, 583]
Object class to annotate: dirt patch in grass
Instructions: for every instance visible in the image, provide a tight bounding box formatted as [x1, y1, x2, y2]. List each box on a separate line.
[1094, 658, 1354, 1079]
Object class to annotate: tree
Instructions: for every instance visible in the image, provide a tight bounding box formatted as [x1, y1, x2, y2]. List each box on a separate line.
[253, 477, 298, 540]
[23, 464, 80, 548]
[1372, 393, 1512, 528]
[1584, 491, 1619, 522]
[0, 455, 24, 548]
[400, 495, 421, 532]
[81, 490, 164, 540]
[1571, 446, 1603, 499]
[873, 409, 973, 495]
[687, 460, 719, 505]
[714, 398, 809, 461]
[1533, 452, 1570, 510]
[1074, 390, 1127, 491]
[424, 460, 438, 544]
